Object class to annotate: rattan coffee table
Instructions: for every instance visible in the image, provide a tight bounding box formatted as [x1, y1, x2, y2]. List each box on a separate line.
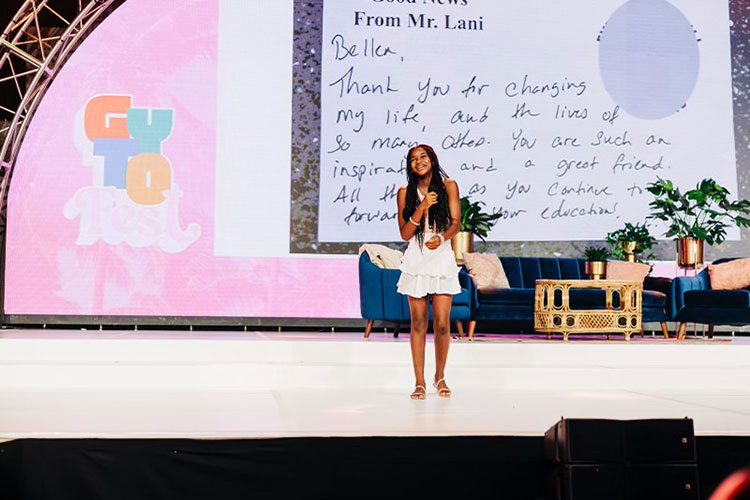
[534, 279, 642, 341]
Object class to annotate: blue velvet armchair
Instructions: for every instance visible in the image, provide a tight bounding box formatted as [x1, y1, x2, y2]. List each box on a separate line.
[670, 258, 749, 339]
[358, 252, 472, 338]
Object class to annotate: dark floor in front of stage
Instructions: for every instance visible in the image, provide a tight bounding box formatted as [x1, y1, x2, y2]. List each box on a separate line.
[1, 436, 748, 499]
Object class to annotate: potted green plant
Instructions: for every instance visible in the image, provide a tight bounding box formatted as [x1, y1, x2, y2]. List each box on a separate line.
[453, 196, 503, 264]
[606, 222, 657, 263]
[646, 178, 750, 268]
[584, 246, 609, 280]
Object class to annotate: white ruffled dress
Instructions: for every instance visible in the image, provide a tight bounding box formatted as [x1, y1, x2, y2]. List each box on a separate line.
[397, 190, 461, 298]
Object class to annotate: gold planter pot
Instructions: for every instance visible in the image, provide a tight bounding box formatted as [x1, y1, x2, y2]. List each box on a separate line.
[451, 231, 474, 265]
[585, 261, 607, 280]
[677, 237, 704, 269]
[621, 241, 638, 263]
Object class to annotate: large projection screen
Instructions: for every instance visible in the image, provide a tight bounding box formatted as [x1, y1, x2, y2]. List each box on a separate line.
[4, 0, 747, 320]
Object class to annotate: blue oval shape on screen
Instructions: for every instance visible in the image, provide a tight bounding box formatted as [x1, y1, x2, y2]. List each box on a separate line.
[599, 0, 700, 120]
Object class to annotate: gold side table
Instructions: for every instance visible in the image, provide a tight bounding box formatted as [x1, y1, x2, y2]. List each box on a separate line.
[534, 279, 642, 341]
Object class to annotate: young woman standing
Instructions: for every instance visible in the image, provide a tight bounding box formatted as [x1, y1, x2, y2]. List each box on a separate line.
[396, 144, 461, 399]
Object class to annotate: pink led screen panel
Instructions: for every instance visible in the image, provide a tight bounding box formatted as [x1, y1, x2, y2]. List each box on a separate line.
[4, 0, 359, 318]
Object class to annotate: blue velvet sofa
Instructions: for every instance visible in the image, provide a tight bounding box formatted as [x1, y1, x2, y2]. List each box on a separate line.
[358, 252, 472, 338]
[467, 257, 672, 338]
[670, 258, 747, 339]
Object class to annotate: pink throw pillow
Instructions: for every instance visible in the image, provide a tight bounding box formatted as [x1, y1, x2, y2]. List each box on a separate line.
[708, 258, 750, 290]
[462, 253, 510, 291]
[605, 261, 650, 283]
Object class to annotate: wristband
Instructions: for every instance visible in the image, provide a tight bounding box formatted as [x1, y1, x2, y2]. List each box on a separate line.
[438, 234, 445, 244]
[408, 216, 420, 226]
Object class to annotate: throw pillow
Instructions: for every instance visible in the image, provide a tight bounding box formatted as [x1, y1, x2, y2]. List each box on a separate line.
[462, 253, 510, 290]
[358, 244, 403, 269]
[708, 258, 750, 290]
[605, 261, 650, 283]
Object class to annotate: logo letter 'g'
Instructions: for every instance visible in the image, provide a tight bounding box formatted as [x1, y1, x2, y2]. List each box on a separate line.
[125, 153, 172, 205]
[84, 95, 132, 141]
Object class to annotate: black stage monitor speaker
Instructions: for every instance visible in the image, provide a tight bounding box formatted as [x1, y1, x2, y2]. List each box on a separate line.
[544, 418, 699, 500]
[627, 464, 699, 500]
[555, 464, 627, 500]
[544, 418, 624, 463]
[552, 464, 699, 500]
[625, 419, 696, 463]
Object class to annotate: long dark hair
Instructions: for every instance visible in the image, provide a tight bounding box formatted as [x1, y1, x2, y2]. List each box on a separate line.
[402, 144, 452, 246]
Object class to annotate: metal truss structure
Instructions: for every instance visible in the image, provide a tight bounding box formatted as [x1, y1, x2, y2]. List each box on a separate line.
[0, 0, 118, 220]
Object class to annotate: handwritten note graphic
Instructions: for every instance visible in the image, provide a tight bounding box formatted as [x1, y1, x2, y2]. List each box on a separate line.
[317, 0, 736, 242]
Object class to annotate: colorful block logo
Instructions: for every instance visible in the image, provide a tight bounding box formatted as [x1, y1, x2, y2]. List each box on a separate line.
[64, 94, 200, 253]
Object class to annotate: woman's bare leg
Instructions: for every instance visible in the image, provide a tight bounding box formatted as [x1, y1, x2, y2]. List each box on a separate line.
[431, 294, 452, 395]
[407, 296, 429, 397]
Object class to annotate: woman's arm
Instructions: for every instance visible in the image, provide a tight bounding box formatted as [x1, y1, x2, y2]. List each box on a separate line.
[397, 186, 418, 241]
[397, 186, 435, 241]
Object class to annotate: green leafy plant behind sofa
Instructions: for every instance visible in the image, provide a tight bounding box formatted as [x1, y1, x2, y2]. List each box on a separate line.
[583, 245, 610, 262]
[606, 222, 657, 261]
[646, 177, 750, 245]
[459, 196, 502, 242]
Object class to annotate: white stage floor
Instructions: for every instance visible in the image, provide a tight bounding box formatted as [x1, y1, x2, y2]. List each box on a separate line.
[1, 329, 749, 439]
